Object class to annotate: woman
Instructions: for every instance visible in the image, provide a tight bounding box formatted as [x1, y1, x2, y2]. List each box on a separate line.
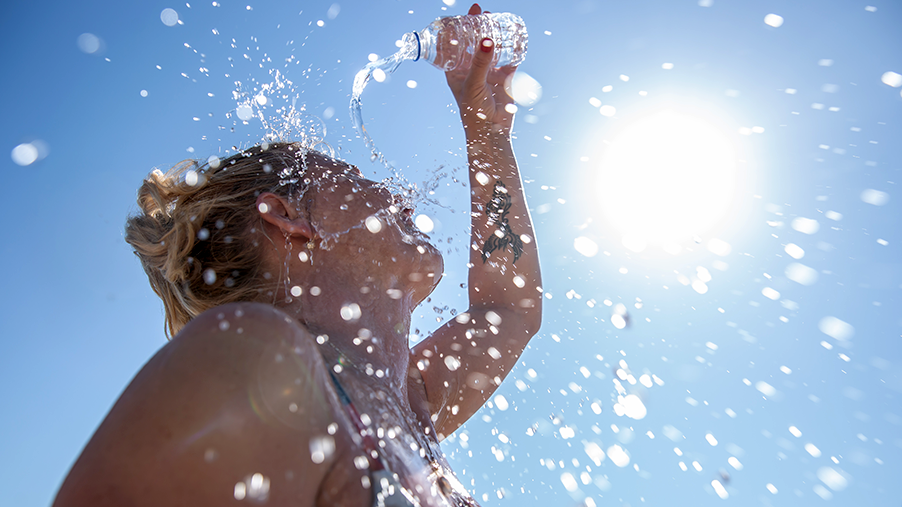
[53, 4, 541, 506]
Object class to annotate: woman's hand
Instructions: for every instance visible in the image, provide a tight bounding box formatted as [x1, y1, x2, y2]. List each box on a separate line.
[445, 3, 517, 136]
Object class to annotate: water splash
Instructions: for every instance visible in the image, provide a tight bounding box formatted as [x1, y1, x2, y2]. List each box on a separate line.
[349, 33, 419, 171]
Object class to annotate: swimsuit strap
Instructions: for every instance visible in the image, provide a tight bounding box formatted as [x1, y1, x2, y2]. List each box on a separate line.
[329, 370, 386, 472]
[329, 371, 420, 507]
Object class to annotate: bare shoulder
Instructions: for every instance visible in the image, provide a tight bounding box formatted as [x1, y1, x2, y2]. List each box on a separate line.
[53, 302, 340, 507]
[185, 301, 311, 341]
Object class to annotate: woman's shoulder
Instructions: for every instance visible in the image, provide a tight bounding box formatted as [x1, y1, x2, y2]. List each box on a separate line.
[178, 301, 308, 342]
[53, 302, 341, 506]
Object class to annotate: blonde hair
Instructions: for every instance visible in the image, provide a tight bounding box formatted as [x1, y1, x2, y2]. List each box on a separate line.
[125, 142, 322, 338]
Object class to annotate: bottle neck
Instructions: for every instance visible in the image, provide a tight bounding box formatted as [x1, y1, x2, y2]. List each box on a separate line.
[399, 31, 420, 63]
[412, 31, 421, 62]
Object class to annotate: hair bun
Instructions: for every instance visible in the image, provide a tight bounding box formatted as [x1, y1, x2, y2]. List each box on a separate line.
[125, 143, 314, 337]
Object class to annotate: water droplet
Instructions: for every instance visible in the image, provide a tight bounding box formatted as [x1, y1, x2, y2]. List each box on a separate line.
[10, 143, 39, 166]
[817, 466, 849, 491]
[560, 472, 578, 492]
[414, 214, 434, 233]
[620, 394, 646, 419]
[818, 316, 853, 340]
[573, 236, 598, 257]
[326, 3, 341, 19]
[236, 104, 254, 121]
[711, 479, 729, 499]
[444, 355, 461, 371]
[764, 13, 784, 27]
[309, 436, 335, 464]
[508, 71, 542, 106]
[340, 303, 361, 321]
[755, 381, 777, 397]
[860, 188, 889, 206]
[606, 444, 630, 467]
[881, 71, 902, 88]
[791, 217, 819, 234]
[160, 8, 179, 26]
[784, 243, 804, 259]
[786, 262, 818, 285]
[805, 443, 822, 457]
[365, 216, 383, 233]
[77, 33, 101, 54]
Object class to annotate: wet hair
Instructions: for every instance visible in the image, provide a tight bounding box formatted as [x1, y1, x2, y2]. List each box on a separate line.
[125, 142, 321, 338]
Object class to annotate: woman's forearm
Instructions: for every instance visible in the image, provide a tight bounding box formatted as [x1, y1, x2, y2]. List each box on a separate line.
[465, 127, 542, 334]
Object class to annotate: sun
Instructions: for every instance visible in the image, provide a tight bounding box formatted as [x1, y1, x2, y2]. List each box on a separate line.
[595, 109, 740, 253]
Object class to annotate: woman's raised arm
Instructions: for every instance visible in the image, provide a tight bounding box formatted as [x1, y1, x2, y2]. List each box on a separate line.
[412, 3, 542, 439]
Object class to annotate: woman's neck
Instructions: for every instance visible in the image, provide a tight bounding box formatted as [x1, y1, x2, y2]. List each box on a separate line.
[277, 294, 413, 397]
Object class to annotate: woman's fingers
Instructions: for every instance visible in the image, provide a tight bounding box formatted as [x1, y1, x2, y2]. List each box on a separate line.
[464, 38, 494, 95]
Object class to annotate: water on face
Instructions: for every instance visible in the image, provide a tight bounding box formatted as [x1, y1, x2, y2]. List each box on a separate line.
[221, 28, 451, 237]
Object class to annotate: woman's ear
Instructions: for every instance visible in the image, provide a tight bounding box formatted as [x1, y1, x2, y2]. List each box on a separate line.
[256, 192, 314, 241]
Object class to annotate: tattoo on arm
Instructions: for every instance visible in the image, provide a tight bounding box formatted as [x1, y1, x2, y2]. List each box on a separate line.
[481, 180, 524, 264]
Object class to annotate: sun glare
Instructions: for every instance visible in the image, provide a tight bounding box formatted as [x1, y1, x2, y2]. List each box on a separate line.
[595, 109, 739, 253]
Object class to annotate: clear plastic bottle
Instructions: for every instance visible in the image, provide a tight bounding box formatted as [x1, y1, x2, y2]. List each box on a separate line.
[350, 12, 527, 169]
[407, 12, 528, 71]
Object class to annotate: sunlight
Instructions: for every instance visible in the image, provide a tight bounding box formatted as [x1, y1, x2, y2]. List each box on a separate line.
[595, 109, 739, 252]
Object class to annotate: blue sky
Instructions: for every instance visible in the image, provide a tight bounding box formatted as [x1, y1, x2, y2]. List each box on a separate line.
[2, 0, 900, 506]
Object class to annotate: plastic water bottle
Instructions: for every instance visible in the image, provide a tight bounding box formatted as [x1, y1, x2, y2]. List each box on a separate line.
[351, 12, 528, 169]
[406, 12, 528, 71]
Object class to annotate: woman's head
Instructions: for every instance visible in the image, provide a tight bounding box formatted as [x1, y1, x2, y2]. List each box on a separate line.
[125, 142, 318, 337]
[126, 142, 443, 338]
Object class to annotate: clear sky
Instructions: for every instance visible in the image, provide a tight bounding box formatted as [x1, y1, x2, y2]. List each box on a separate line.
[2, 0, 900, 506]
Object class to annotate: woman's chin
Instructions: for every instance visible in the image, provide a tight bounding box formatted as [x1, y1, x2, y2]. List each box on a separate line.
[406, 244, 444, 289]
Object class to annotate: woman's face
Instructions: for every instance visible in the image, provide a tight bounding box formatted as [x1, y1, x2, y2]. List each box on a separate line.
[300, 155, 444, 297]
